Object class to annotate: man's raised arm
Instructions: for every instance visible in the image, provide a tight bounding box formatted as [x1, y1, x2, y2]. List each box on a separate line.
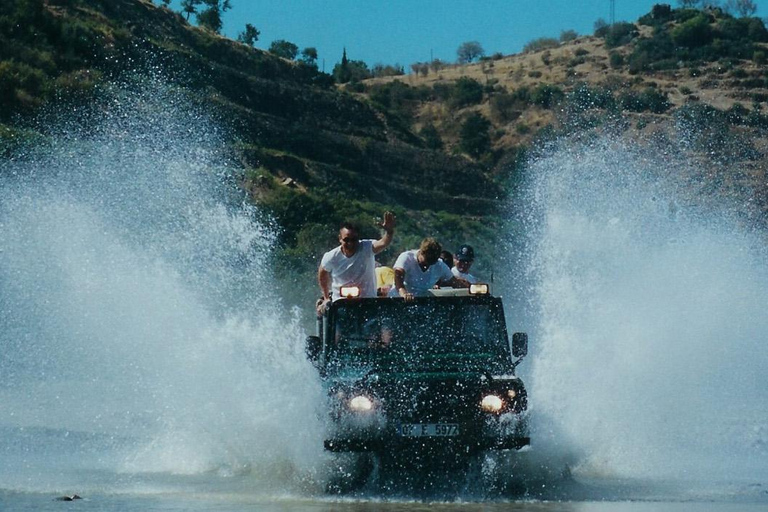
[372, 211, 396, 255]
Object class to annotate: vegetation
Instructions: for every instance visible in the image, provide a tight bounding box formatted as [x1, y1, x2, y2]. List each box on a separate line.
[459, 113, 492, 158]
[457, 41, 485, 64]
[5, 0, 768, 309]
[237, 23, 260, 46]
[269, 39, 299, 60]
[523, 37, 560, 53]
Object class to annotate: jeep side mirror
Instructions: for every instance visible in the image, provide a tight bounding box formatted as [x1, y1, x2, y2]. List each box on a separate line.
[512, 332, 528, 359]
[305, 335, 322, 363]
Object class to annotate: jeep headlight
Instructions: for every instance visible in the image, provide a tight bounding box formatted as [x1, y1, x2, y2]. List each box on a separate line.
[480, 394, 504, 413]
[340, 286, 361, 298]
[348, 395, 373, 412]
[469, 283, 489, 295]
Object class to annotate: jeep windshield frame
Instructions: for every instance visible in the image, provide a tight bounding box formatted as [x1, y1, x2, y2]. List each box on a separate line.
[325, 296, 513, 373]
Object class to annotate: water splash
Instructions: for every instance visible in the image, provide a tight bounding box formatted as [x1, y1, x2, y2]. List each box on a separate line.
[523, 136, 768, 483]
[0, 77, 324, 494]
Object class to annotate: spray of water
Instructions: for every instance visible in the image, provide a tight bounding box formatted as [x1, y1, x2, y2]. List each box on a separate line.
[0, 77, 325, 494]
[522, 136, 768, 485]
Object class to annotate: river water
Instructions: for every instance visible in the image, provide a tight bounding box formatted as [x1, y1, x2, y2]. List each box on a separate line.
[1, 80, 767, 510]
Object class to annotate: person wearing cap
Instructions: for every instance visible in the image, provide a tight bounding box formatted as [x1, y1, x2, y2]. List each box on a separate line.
[317, 212, 396, 314]
[390, 238, 469, 300]
[452, 244, 478, 284]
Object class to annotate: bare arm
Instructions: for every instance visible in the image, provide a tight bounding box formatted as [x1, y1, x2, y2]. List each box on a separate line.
[317, 267, 332, 315]
[372, 211, 396, 255]
[394, 267, 413, 301]
[318, 267, 332, 300]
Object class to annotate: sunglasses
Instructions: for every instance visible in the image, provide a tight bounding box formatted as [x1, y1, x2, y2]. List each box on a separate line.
[341, 237, 359, 243]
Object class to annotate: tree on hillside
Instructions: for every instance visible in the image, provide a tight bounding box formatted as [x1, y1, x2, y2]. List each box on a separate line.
[677, 0, 700, 7]
[180, 0, 199, 20]
[726, 0, 758, 17]
[410, 62, 428, 76]
[332, 49, 372, 83]
[301, 47, 318, 67]
[457, 41, 485, 64]
[269, 39, 299, 59]
[430, 59, 446, 73]
[237, 23, 260, 46]
[335, 48, 351, 83]
[197, 0, 231, 33]
[334, 59, 371, 83]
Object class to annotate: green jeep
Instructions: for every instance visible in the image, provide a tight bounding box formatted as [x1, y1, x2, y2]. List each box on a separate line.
[306, 288, 529, 490]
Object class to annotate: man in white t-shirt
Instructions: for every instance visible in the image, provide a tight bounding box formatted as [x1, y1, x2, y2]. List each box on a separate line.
[452, 244, 478, 284]
[391, 238, 469, 300]
[317, 212, 395, 313]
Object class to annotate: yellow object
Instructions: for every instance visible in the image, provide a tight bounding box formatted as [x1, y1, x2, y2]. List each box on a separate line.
[375, 266, 395, 288]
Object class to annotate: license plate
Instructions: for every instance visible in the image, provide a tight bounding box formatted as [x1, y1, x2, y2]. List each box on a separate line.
[398, 423, 459, 437]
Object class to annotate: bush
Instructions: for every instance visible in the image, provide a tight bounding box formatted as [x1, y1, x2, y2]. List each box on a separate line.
[419, 122, 443, 150]
[604, 22, 639, 48]
[609, 51, 625, 69]
[371, 63, 405, 77]
[568, 83, 615, 111]
[619, 87, 670, 113]
[531, 84, 564, 109]
[449, 77, 484, 109]
[459, 112, 492, 158]
[560, 30, 578, 43]
[523, 37, 559, 53]
[490, 92, 522, 123]
[672, 14, 713, 48]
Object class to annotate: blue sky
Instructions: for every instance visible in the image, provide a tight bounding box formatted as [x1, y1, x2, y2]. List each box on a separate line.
[169, 1, 766, 72]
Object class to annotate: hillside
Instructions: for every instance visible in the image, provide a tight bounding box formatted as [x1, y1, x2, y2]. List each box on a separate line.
[0, 0, 507, 291]
[2, 1, 768, 307]
[359, 6, 768, 224]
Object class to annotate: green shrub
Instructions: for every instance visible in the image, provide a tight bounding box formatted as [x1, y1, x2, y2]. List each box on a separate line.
[568, 83, 615, 111]
[459, 112, 492, 158]
[419, 122, 443, 150]
[449, 76, 484, 109]
[489, 92, 522, 123]
[609, 52, 625, 68]
[604, 22, 639, 48]
[560, 30, 578, 43]
[672, 14, 713, 48]
[523, 37, 559, 53]
[531, 84, 564, 109]
[619, 87, 669, 113]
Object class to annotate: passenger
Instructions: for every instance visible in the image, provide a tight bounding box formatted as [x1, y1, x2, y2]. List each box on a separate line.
[375, 263, 395, 297]
[439, 250, 454, 270]
[317, 212, 396, 315]
[452, 244, 478, 284]
[391, 238, 469, 300]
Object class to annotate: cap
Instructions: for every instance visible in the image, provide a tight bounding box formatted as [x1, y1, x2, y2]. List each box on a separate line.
[455, 244, 474, 262]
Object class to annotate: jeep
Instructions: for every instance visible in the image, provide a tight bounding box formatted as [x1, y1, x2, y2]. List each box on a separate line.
[306, 287, 529, 490]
